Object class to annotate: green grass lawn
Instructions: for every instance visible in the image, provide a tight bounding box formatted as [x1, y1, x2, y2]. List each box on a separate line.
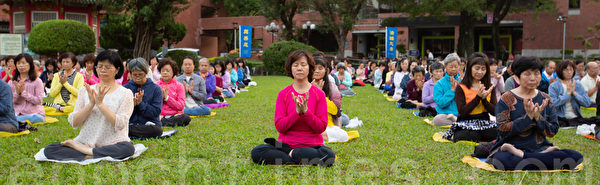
[1, 76, 599, 184]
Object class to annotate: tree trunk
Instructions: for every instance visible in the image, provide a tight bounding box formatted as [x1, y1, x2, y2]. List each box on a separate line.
[133, 23, 153, 61]
[491, 21, 505, 60]
[457, 11, 475, 58]
[333, 29, 347, 59]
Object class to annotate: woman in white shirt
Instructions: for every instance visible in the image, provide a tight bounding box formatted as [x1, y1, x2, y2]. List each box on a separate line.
[43, 50, 135, 161]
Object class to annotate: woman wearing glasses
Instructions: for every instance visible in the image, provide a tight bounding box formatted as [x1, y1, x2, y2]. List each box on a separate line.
[124, 58, 164, 138]
[42, 50, 135, 161]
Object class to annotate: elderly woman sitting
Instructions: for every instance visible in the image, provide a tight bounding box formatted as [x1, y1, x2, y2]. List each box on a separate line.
[487, 56, 583, 171]
[42, 50, 135, 161]
[124, 58, 164, 138]
[157, 58, 191, 127]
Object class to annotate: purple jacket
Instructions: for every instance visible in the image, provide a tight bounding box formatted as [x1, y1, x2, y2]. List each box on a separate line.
[197, 72, 216, 99]
[422, 78, 437, 108]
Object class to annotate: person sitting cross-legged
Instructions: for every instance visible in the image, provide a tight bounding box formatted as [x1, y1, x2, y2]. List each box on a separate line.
[124, 58, 163, 138]
[251, 50, 335, 166]
[176, 57, 212, 116]
[42, 50, 135, 161]
[157, 58, 191, 127]
[487, 56, 583, 171]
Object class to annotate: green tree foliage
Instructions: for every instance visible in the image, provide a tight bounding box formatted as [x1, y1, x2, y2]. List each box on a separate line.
[309, 0, 366, 59]
[262, 41, 316, 75]
[102, 0, 189, 60]
[162, 21, 188, 48]
[28, 19, 95, 56]
[100, 14, 172, 60]
[575, 23, 600, 61]
[165, 50, 199, 72]
[211, 0, 262, 16]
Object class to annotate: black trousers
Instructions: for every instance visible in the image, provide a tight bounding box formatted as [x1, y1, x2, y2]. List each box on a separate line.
[129, 124, 162, 138]
[418, 107, 437, 117]
[161, 114, 191, 127]
[558, 117, 600, 127]
[490, 149, 583, 170]
[251, 144, 335, 166]
[44, 142, 135, 161]
[453, 128, 498, 143]
[0, 123, 18, 133]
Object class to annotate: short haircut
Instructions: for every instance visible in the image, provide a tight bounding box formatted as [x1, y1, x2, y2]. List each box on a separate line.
[585, 61, 598, 71]
[575, 59, 585, 65]
[336, 62, 346, 70]
[58, 52, 78, 67]
[313, 51, 325, 59]
[284, 50, 315, 81]
[411, 66, 425, 76]
[556, 60, 576, 80]
[45, 59, 57, 70]
[512, 56, 544, 78]
[489, 58, 497, 66]
[83, 53, 95, 64]
[430, 62, 445, 73]
[443, 53, 460, 65]
[158, 58, 179, 78]
[13, 53, 37, 81]
[183, 56, 196, 65]
[198, 57, 209, 64]
[127, 57, 149, 74]
[94, 50, 125, 79]
[4, 56, 15, 64]
[545, 60, 555, 67]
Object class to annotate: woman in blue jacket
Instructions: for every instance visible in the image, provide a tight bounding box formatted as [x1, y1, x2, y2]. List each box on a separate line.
[123, 58, 163, 138]
[433, 53, 461, 126]
[549, 60, 598, 127]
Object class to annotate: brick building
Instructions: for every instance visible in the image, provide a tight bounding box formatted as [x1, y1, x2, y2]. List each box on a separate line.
[172, 0, 600, 59]
[0, 0, 102, 49]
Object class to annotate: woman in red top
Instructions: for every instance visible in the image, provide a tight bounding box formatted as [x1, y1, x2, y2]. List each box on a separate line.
[1, 56, 15, 82]
[251, 50, 335, 166]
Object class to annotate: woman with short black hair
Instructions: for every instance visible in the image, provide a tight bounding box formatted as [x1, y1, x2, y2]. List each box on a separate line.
[549, 60, 597, 127]
[488, 56, 583, 171]
[42, 50, 136, 161]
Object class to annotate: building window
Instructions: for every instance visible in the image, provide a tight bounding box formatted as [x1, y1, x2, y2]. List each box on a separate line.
[569, 0, 580, 9]
[66, 12, 88, 24]
[13, 12, 25, 33]
[32, 11, 58, 28]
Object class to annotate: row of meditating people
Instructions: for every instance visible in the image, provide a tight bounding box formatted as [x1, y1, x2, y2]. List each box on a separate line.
[0, 50, 250, 161]
[0, 50, 252, 137]
[374, 53, 584, 171]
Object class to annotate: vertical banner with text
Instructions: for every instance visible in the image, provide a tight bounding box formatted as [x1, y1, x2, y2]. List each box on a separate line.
[385, 27, 397, 59]
[239, 26, 252, 58]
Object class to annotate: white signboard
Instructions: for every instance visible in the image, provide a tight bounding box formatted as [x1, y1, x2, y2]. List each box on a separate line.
[0, 34, 23, 56]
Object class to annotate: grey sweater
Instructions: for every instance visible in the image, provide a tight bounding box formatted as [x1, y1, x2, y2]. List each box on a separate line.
[176, 74, 207, 106]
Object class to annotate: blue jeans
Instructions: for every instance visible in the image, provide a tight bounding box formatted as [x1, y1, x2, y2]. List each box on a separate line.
[223, 89, 234, 98]
[183, 106, 211, 116]
[17, 114, 45, 123]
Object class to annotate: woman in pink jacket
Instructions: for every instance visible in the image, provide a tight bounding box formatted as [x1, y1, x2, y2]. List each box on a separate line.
[251, 50, 335, 166]
[9, 53, 45, 123]
[157, 58, 191, 127]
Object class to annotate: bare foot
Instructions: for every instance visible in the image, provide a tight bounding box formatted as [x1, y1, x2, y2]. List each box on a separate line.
[541, 146, 560, 153]
[60, 139, 77, 147]
[60, 139, 93, 155]
[501, 143, 524, 158]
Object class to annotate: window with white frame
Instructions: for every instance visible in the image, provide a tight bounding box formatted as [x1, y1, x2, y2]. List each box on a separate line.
[66, 12, 88, 24]
[31, 11, 58, 28]
[13, 12, 25, 34]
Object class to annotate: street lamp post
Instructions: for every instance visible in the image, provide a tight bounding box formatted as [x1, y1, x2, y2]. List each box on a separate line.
[233, 22, 239, 53]
[557, 16, 567, 60]
[302, 21, 316, 45]
[265, 22, 280, 44]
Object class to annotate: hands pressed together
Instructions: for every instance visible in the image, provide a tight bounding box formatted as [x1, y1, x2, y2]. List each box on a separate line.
[524, 98, 549, 122]
[83, 83, 110, 106]
[292, 92, 309, 115]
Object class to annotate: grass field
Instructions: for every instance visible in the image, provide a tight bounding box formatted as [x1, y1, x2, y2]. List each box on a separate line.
[1, 75, 599, 184]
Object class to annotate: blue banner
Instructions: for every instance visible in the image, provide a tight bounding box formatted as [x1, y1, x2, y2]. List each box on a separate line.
[385, 27, 397, 59]
[239, 26, 252, 58]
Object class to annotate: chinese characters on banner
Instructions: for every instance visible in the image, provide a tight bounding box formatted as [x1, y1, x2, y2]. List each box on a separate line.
[239, 26, 252, 58]
[385, 27, 397, 59]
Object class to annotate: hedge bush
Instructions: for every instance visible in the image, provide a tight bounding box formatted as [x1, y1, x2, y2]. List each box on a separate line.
[164, 50, 198, 72]
[28, 19, 96, 56]
[262, 41, 316, 75]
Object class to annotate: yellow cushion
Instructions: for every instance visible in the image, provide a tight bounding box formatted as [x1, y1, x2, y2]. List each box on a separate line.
[31, 117, 59, 126]
[461, 156, 584, 172]
[424, 119, 451, 129]
[190, 112, 217, 118]
[432, 132, 478, 146]
[0, 130, 30, 138]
